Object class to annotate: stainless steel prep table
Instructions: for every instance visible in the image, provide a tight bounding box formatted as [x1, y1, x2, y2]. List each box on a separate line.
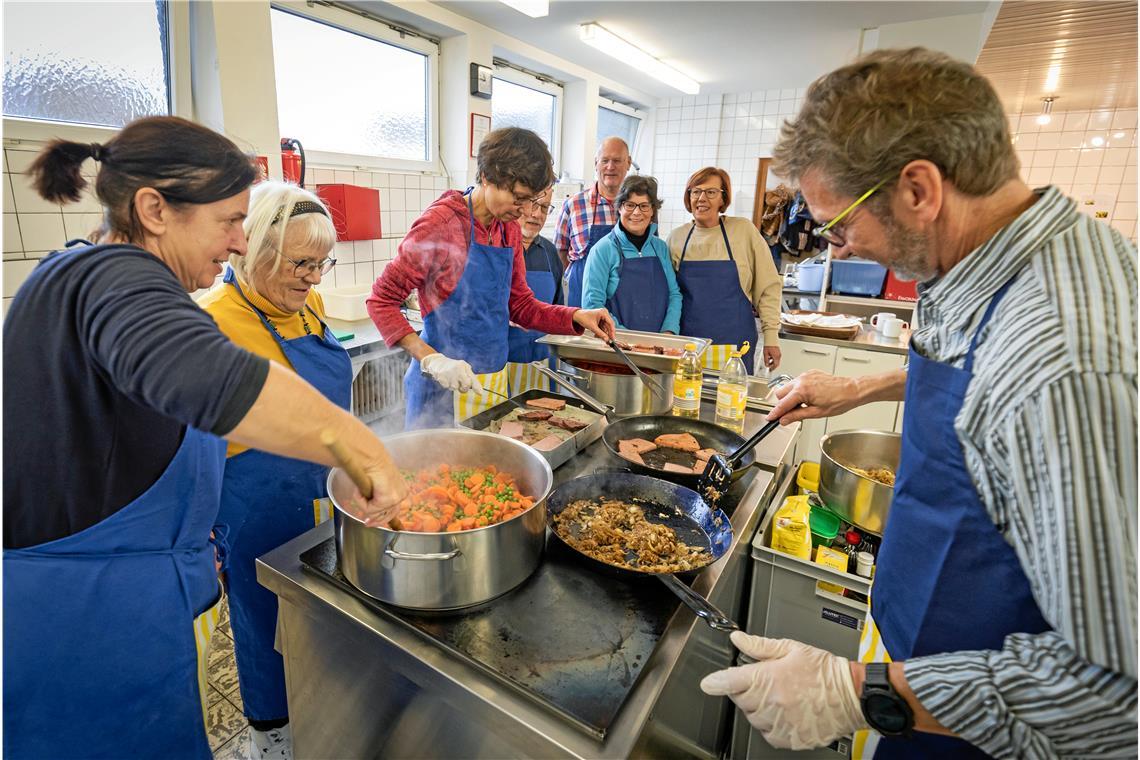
[257, 404, 799, 759]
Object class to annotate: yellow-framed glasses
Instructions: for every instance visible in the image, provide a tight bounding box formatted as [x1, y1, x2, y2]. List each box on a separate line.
[812, 179, 888, 246]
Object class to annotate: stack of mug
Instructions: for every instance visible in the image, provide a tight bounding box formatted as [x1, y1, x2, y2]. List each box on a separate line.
[870, 312, 909, 339]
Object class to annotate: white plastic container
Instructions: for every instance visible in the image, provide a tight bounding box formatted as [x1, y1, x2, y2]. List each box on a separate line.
[318, 284, 371, 322]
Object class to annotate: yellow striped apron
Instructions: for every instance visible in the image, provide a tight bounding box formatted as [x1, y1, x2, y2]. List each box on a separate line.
[193, 583, 226, 727]
[701, 344, 736, 372]
[852, 606, 892, 758]
[454, 368, 510, 422]
[506, 361, 550, 395]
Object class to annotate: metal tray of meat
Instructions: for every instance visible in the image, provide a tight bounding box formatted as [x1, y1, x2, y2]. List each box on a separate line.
[537, 329, 711, 373]
[459, 389, 606, 470]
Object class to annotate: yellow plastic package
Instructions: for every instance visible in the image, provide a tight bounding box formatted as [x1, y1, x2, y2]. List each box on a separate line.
[814, 545, 850, 593]
[770, 495, 813, 559]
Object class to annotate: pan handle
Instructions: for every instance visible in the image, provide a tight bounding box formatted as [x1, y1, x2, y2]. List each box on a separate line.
[531, 362, 614, 418]
[657, 574, 740, 632]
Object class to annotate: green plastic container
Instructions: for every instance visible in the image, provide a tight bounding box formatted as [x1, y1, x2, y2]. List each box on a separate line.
[809, 506, 841, 547]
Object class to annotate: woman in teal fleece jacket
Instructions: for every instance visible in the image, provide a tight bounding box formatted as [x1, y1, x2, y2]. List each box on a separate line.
[581, 175, 682, 334]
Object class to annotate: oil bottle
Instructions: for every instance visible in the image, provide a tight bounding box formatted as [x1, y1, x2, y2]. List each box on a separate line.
[672, 343, 702, 418]
[714, 342, 750, 434]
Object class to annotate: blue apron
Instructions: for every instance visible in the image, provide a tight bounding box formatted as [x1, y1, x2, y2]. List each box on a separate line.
[678, 219, 759, 373]
[506, 240, 558, 364]
[404, 192, 513, 429]
[870, 277, 1052, 759]
[606, 228, 670, 333]
[564, 194, 613, 308]
[4, 426, 227, 759]
[216, 269, 351, 722]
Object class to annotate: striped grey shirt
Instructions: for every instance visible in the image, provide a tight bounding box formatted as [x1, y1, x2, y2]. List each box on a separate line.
[901, 187, 1138, 758]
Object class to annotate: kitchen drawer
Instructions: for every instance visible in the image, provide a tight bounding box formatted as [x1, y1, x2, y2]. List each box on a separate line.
[826, 348, 904, 435]
[779, 341, 837, 379]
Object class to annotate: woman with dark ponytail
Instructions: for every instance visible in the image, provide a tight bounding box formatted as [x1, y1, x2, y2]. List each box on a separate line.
[2, 116, 407, 760]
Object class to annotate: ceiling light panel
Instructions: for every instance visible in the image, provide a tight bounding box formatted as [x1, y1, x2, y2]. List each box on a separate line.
[578, 23, 699, 95]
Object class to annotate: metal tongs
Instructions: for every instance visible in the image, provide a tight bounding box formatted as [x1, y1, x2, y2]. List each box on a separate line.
[698, 419, 782, 496]
[483, 387, 528, 412]
[607, 339, 670, 401]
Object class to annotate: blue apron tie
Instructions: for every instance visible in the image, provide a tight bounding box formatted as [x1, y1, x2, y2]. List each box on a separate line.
[214, 269, 352, 722]
[403, 192, 514, 429]
[677, 219, 760, 373]
[605, 227, 670, 333]
[871, 276, 1052, 758]
[564, 195, 612, 308]
[4, 423, 226, 758]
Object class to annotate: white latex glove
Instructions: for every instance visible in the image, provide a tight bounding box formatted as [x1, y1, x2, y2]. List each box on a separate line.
[700, 631, 867, 750]
[420, 353, 483, 394]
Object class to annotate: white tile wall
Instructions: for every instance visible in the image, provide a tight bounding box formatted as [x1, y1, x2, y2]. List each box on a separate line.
[1010, 108, 1138, 240]
[1, 143, 452, 309]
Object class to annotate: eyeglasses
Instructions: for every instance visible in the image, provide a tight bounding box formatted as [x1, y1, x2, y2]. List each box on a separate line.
[621, 201, 653, 214]
[287, 256, 336, 277]
[812, 179, 887, 246]
[689, 187, 724, 199]
[509, 190, 545, 208]
[526, 202, 554, 217]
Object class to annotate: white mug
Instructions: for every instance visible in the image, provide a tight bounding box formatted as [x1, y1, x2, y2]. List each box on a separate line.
[880, 316, 909, 338]
[870, 312, 895, 331]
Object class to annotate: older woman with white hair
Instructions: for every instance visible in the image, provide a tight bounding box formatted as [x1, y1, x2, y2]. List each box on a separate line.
[199, 181, 344, 759]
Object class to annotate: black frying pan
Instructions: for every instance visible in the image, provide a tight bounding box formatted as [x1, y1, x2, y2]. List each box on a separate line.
[545, 473, 739, 631]
[601, 415, 759, 490]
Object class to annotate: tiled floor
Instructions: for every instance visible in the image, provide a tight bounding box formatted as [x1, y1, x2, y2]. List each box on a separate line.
[207, 599, 256, 759]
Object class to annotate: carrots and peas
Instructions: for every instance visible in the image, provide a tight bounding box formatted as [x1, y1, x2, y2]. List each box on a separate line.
[395, 464, 535, 533]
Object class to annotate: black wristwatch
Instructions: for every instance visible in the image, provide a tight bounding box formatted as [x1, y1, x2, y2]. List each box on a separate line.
[860, 663, 915, 737]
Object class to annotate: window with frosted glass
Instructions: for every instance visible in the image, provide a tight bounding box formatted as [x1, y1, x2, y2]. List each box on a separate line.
[271, 8, 429, 162]
[491, 78, 556, 151]
[3, 1, 170, 127]
[597, 106, 641, 152]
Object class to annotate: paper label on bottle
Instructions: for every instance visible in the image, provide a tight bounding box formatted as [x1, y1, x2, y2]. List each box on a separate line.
[673, 379, 702, 410]
[716, 386, 746, 419]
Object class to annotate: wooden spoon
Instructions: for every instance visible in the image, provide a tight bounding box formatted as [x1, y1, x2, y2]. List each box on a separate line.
[320, 430, 404, 530]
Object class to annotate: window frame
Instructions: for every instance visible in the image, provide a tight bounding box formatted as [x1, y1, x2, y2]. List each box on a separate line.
[491, 64, 563, 177]
[598, 97, 644, 156]
[269, 1, 440, 173]
[2, 0, 188, 143]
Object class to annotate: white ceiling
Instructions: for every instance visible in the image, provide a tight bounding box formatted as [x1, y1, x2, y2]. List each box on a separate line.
[391, 0, 992, 101]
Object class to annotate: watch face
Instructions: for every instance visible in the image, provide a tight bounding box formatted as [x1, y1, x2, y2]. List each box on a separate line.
[866, 693, 909, 734]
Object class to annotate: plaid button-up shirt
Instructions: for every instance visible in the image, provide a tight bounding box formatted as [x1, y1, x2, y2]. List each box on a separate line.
[553, 182, 618, 262]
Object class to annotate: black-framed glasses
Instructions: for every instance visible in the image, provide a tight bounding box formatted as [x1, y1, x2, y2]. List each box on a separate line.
[621, 201, 653, 214]
[526, 201, 555, 217]
[287, 256, 336, 277]
[689, 187, 724, 199]
[812, 179, 887, 246]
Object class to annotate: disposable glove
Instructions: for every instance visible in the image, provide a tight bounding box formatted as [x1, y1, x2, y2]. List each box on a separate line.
[700, 631, 867, 750]
[420, 353, 483, 394]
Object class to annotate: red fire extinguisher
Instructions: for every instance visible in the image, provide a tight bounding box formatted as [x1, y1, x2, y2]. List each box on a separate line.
[280, 138, 306, 186]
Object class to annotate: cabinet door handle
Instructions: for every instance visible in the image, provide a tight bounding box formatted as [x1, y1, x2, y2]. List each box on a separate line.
[841, 356, 871, 364]
[803, 348, 830, 356]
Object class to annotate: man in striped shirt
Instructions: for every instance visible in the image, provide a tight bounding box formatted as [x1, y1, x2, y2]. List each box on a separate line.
[702, 48, 1137, 758]
[552, 136, 631, 306]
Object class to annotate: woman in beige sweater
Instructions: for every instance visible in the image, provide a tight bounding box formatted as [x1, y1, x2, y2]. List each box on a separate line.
[666, 167, 783, 372]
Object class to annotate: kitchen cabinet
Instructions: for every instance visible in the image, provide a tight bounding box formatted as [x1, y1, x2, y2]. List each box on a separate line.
[826, 348, 906, 436]
[777, 341, 836, 463]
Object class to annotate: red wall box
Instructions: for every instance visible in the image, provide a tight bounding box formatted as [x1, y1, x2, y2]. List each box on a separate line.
[882, 270, 918, 301]
[315, 184, 382, 241]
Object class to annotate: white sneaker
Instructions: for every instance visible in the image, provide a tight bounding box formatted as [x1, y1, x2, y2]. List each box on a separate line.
[250, 724, 293, 760]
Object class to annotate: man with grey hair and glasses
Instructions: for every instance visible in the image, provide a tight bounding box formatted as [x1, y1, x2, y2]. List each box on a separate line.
[701, 47, 1136, 758]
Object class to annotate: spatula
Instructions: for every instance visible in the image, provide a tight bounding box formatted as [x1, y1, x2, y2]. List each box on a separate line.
[483, 387, 529, 412]
[608, 339, 670, 401]
[320, 430, 404, 530]
[697, 419, 782, 498]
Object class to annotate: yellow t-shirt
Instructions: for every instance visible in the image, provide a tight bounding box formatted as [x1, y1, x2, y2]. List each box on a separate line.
[198, 276, 329, 457]
[666, 215, 783, 345]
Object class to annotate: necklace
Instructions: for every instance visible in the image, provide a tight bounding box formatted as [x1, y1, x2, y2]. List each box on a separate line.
[266, 308, 312, 338]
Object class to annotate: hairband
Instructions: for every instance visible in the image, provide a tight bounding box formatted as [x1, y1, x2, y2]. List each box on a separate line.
[90, 143, 105, 162]
[270, 200, 329, 224]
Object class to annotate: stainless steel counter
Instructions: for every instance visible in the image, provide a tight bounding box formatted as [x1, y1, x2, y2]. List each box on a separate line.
[257, 406, 799, 759]
[779, 324, 910, 356]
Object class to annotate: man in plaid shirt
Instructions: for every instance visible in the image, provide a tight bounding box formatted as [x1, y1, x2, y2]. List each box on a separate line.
[553, 136, 631, 306]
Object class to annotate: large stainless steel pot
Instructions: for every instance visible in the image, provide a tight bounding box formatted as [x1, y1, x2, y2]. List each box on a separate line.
[553, 358, 674, 416]
[818, 430, 900, 535]
[330, 429, 553, 610]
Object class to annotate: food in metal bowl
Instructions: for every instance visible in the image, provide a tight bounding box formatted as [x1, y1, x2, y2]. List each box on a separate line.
[386, 464, 535, 532]
[847, 465, 896, 487]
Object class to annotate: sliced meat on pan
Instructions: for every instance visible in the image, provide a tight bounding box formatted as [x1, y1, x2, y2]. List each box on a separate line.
[694, 448, 719, 461]
[518, 410, 553, 421]
[532, 435, 564, 452]
[654, 432, 701, 452]
[618, 449, 645, 466]
[499, 420, 525, 439]
[617, 440, 648, 464]
[662, 347, 684, 357]
[663, 462, 694, 474]
[619, 438, 657, 454]
[526, 397, 567, 411]
[692, 461, 710, 475]
[548, 416, 589, 431]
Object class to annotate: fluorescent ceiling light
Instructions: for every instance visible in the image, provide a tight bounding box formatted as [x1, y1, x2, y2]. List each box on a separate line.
[1044, 64, 1061, 92]
[579, 23, 699, 95]
[499, 0, 548, 18]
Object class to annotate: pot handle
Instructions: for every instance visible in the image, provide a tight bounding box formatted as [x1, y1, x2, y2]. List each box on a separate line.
[530, 362, 614, 417]
[657, 574, 739, 632]
[384, 533, 462, 561]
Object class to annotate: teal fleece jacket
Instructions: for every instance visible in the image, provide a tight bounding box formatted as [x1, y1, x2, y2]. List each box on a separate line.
[581, 222, 682, 333]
